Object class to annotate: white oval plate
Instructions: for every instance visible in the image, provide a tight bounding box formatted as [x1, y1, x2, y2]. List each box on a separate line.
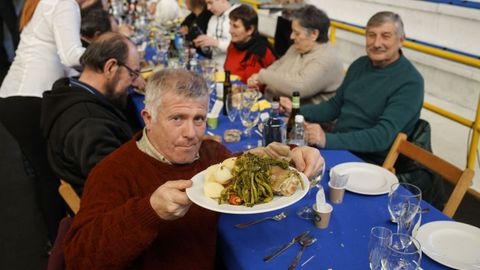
[186, 168, 309, 214]
[330, 162, 398, 195]
[416, 221, 480, 270]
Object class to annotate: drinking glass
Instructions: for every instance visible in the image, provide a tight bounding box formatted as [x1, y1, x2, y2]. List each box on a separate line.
[296, 162, 326, 219]
[239, 90, 260, 150]
[388, 183, 421, 235]
[368, 226, 392, 270]
[225, 92, 240, 122]
[382, 233, 422, 270]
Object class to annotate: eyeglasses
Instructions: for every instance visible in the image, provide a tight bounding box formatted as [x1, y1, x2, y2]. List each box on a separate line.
[117, 60, 140, 80]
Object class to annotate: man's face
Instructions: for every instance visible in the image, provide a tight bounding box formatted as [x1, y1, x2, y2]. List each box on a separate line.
[229, 19, 253, 44]
[105, 44, 141, 109]
[206, 0, 224, 16]
[143, 92, 208, 164]
[290, 20, 318, 54]
[366, 21, 404, 67]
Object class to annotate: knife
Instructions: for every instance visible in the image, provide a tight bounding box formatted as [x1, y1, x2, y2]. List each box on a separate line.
[263, 230, 310, 262]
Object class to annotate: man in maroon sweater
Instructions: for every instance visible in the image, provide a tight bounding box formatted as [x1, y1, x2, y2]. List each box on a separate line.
[63, 69, 324, 269]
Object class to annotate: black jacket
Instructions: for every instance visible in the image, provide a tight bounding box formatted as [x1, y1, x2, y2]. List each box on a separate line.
[41, 78, 133, 195]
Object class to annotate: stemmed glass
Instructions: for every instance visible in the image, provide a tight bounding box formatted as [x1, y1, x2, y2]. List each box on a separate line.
[239, 89, 260, 150]
[296, 162, 326, 219]
[383, 233, 422, 270]
[388, 183, 422, 235]
[225, 92, 240, 122]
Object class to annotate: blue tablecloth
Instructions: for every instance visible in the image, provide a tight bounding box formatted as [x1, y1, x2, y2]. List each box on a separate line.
[217, 150, 452, 269]
[129, 91, 452, 269]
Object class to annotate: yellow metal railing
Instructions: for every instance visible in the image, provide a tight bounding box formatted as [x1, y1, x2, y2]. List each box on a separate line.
[243, 0, 480, 197]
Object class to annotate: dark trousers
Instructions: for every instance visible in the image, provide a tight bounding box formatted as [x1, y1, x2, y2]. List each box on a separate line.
[0, 97, 65, 242]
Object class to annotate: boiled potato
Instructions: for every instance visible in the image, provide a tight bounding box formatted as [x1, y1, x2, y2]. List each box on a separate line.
[214, 165, 233, 184]
[205, 163, 221, 183]
[221, 157, 237, 170]
[204, 182, 225, 198]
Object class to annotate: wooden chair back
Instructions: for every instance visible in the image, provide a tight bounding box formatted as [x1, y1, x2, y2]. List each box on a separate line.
[58, 180, 81, 214]
[383, 133, 474, 218]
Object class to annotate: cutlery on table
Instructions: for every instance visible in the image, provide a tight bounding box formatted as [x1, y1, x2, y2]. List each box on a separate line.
[263, 230, 310, 262]
[235, 211, 288, 229]
[288, 235, 317, 270]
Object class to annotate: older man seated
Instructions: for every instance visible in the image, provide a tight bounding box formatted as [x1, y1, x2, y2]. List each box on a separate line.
[63, 69, 324, 269]
[248, 4, 344, 104]
[41, 32, 144, 196]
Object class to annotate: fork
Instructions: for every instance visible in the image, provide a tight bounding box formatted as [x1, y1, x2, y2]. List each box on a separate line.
[235, 211, 288, 228]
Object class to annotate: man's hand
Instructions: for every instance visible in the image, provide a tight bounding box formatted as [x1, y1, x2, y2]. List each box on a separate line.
[193, 35, 218, 48]
[304, 122, 326, 147]
[150, 180, 193, 220]
[117, 24, 134, 38]
[133, 76, 146, 91]
[179, 25, 189, 36]
[247, 73, 260, 88]
[279, 96, 292, 115]
[290, 146, 324, 179]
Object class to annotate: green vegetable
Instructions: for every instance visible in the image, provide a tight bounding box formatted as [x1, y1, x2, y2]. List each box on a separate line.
[219, 153, 296, 207]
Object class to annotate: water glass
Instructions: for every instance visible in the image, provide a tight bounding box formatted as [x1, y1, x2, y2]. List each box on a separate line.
[388, 183, 421, 235]
[239, 90, 260, 149]
[383, 233, 422, 270]
[296, 162, 326, 219]
[368, 227, 392, 270]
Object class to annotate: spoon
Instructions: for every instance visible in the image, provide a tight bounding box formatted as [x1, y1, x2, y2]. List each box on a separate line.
[288, 236, 317, 270]
[235, 211, 288, 228]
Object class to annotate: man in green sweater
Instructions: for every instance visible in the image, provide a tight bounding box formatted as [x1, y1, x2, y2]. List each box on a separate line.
[283, 11, 424, 165]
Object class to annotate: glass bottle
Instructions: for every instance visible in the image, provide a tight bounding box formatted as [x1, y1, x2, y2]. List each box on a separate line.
[222, 70, 232, 115]
[263, 96, 286, 146]
[287, 91, 300, 134]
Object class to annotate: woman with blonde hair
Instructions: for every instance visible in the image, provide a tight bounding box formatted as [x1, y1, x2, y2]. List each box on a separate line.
[0, 0, 88, 242]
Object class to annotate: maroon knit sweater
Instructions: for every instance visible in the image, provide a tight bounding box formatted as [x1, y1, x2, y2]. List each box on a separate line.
[63, 134, 232, 270]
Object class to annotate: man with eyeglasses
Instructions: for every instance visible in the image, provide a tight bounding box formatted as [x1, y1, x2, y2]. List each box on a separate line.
[41, 32, 145, 196]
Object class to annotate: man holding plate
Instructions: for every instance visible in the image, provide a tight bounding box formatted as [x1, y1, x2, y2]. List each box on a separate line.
[63, 69, 324, 270]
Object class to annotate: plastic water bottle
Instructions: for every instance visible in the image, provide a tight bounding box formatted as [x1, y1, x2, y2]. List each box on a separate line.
[289, 115, 305, 146]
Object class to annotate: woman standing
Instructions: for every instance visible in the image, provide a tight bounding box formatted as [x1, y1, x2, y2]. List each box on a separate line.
[224, 4, 277, 84]
[0, 0, 87, 242]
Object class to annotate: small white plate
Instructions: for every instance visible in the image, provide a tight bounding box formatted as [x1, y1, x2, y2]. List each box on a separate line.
[330, 162, 398, 195]
[186, 168, 309, 214]
[417, 221, 480, 270]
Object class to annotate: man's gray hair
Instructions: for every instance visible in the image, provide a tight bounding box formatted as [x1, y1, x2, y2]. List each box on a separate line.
[144, 69, 209, 121]
[366, 11, 405, 37]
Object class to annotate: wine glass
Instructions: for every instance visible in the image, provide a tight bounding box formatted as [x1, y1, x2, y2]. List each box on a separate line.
[388, 183, 421, 235]
[225, 92, 240, 122]
[296, 161, 326, 219]
[239, 90, 260, 150]
[368, 226, 393, 270]
[383, 233, 422, 270]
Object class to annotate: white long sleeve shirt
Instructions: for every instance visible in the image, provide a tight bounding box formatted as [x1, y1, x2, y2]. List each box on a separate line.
[206, 3, 239, 67]
[0, 0, 85, 98]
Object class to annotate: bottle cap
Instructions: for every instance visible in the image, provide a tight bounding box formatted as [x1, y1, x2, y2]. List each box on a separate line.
[295, 114, 304, 123]
[271, 101, 279, 110]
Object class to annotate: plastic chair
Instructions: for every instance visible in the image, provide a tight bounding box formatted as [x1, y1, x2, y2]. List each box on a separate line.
[383, 133, 474, 218]
[58, 180, 80, 215]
